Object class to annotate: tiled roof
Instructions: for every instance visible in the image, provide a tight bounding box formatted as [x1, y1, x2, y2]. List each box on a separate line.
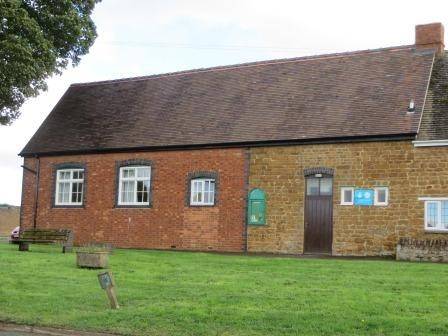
[20, 45, 435, 156]
[417, 54, 448, 140]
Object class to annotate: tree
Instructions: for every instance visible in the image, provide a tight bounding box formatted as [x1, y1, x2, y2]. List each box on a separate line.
[0, 0, 101, 125]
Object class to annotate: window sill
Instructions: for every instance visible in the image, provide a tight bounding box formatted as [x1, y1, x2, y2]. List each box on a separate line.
[425, 229, 448, 233]
[189, 204, 216, 207]
[53, 205, 84, 209]
[115, 204, 152, 209]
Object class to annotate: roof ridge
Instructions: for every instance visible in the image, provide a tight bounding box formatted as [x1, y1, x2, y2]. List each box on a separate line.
[71, 44, 420, 87]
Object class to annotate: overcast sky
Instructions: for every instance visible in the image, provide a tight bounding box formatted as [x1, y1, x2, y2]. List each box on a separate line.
[1, 0, 447, 205]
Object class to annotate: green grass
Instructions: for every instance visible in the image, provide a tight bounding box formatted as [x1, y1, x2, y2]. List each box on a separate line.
[0, 244, 447, 336]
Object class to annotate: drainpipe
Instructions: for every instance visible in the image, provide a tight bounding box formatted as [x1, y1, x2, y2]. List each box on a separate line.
[243, 147, 250, 253]
[32, 156, 40, 229]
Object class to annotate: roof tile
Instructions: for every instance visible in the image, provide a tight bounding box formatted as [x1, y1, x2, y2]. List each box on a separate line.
[21, 46, 435, 155]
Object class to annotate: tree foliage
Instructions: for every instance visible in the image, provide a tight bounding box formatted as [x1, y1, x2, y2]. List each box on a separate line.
[0, 0, 100, 125]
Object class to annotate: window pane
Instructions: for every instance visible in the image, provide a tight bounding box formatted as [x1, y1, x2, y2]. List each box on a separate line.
[136, 181, 149, 203]
[427, 202, 438, 228]
[59, 171, 70, 180]
[194, 181, 200, 193]
[58, 182, 70, 203]
[377, 189, 387, 203]
[204, 191, 210, 204]
[307, 178, 319, 196]
[142, 183, 149, 203]
[320, 178, 332, 195]
[121, 181, 135, 203]
[442, 201, 448, 229]
[209, 181, 215, 204]
[343, 189, 353, 203]
[78, 171, 84, 179]
[76, 183, 83, 203]
[137, 167, 150, 178]
[191, 180, 203, 203]
[122, 168, 135, 178]
[137, 180, 144, 193]
[72, 190, 78, 203]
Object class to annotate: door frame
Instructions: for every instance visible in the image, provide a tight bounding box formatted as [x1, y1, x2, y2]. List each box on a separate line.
[303, 167, 334, 254]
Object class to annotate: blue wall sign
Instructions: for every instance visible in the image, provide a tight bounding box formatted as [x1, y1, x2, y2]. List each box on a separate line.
[354, 189, 374, 206]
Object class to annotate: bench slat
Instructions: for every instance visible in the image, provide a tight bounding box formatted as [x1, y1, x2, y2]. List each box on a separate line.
[19, 229, 72, 242]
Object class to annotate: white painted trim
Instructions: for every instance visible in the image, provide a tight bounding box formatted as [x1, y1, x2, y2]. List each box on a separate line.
[190, 178, 215, 206]
[340, 187, 354, 205]
[413, 140, 448, 147]
[425, 229, 448, 233]
[418, 197, 448, 201]
[374, 187, 389, 206]
[55, 168, 84, 206]
[118, 166, 151, 206]
[422, 199, 448, 231]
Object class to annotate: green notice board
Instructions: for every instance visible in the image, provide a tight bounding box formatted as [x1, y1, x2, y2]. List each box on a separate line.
[248, 189, 266, 225]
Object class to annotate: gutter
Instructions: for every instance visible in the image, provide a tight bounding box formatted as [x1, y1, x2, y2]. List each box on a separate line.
[19, 133, 417, 158]
[413, 139, 448, 147]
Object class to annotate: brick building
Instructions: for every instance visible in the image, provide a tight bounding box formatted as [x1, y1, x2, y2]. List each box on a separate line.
[20, 23, 448, 256]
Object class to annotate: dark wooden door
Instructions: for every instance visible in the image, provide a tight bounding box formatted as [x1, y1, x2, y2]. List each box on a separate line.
[304, 176, 333, 254]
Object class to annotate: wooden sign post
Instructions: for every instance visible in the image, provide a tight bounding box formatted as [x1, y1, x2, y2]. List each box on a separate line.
[98, 271, 119, 309]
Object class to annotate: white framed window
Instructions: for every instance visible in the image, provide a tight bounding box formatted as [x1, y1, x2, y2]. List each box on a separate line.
[423, 199, 448, 232]
[55, 169, 84, 206]
[374, 187, 389, 206]
[340, 187, 354, 205]
[118, 166, 151, 206]
[190, 178, 215, 206]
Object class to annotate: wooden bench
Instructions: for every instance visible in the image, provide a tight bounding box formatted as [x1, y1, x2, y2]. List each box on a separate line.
[18, 229, 74, 253]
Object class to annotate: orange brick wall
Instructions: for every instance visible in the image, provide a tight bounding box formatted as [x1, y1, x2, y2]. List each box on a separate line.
[20, 148, 247, 252]
[247, 141, 448, 256]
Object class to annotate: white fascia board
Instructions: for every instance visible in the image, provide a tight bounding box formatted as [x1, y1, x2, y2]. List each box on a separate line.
[418, 197, 448, 201]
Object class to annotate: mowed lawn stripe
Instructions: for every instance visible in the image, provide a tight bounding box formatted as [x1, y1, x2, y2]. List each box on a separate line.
[0, 243, 447, 335]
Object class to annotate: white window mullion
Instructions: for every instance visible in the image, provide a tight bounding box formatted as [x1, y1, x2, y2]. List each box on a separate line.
[69, 180, 74, 203]
[134, 175, 138, 203]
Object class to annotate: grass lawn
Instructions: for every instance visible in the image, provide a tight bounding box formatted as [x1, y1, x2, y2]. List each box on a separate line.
[0, 243, 447, 336]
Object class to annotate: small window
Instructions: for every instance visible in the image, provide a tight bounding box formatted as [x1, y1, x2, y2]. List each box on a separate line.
[320, 178, 333, 195]
[424, 200, 448, 231]
[190, 178, 215, 206]
[55, 169, 85, 206]
[118, 166, 151, 206]
[306, 178, 319, 195]
[374, 187, 389, 206]
[306, 177, 333, 196]
[340, 187, 354, 205]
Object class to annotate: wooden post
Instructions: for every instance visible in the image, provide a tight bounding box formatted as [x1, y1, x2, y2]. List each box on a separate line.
[105, 286, 119, 309]
[98, 271, 119, 309]
[19, 242, 29, 251]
